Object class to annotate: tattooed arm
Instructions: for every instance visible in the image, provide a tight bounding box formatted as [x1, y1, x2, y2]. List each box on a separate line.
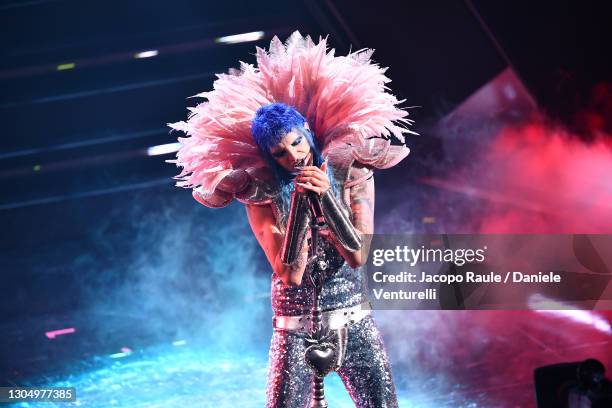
[245, 204, 310, 286]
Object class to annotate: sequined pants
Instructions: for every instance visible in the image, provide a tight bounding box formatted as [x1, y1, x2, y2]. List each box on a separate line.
[265, 315, 398, 408]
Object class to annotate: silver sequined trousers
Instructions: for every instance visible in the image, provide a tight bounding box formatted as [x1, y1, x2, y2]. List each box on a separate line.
[265, 314, 398, 408]
[267, 230, 397, 407]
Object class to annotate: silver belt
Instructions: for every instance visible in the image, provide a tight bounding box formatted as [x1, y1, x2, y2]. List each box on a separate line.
[272, 302, 371, 333]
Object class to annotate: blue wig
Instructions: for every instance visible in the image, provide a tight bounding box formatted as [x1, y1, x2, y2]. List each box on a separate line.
[251, 103, 338, 218]
[252, 103, 307, 154]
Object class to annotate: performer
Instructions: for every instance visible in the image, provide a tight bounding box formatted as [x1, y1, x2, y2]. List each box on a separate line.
[170, 32, 414, 408]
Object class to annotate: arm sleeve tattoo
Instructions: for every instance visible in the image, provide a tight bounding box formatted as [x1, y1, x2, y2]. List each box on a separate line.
[349, 174, 375, 235]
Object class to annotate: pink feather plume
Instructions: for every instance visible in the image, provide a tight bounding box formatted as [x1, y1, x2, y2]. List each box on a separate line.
[168, 31, 415, 207]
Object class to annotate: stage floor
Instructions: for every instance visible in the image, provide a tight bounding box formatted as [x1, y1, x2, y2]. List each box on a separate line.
[5, 343, 487, 408]
[2, 309, 610, 407]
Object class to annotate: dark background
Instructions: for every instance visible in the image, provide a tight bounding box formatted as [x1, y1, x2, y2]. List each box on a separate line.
[2, 0, 609, 319]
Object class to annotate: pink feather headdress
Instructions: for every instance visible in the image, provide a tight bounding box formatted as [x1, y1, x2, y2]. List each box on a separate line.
[168, 31, 415, 208]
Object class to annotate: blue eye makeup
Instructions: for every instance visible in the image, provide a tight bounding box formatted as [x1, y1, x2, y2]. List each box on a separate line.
[270, 134, 303, 159]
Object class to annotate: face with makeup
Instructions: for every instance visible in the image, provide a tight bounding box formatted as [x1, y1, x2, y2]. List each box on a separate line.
[269, 128, 313, 172]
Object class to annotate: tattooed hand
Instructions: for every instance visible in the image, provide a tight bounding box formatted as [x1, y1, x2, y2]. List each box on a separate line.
[295, 162, 331, 195]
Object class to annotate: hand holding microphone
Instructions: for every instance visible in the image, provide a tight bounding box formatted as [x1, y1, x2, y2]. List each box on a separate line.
[281, 162, 362, 266]
[295, 161, 331, 196]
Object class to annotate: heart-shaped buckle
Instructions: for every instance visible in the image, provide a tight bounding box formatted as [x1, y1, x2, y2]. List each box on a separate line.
[304, 342, 338, 376]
